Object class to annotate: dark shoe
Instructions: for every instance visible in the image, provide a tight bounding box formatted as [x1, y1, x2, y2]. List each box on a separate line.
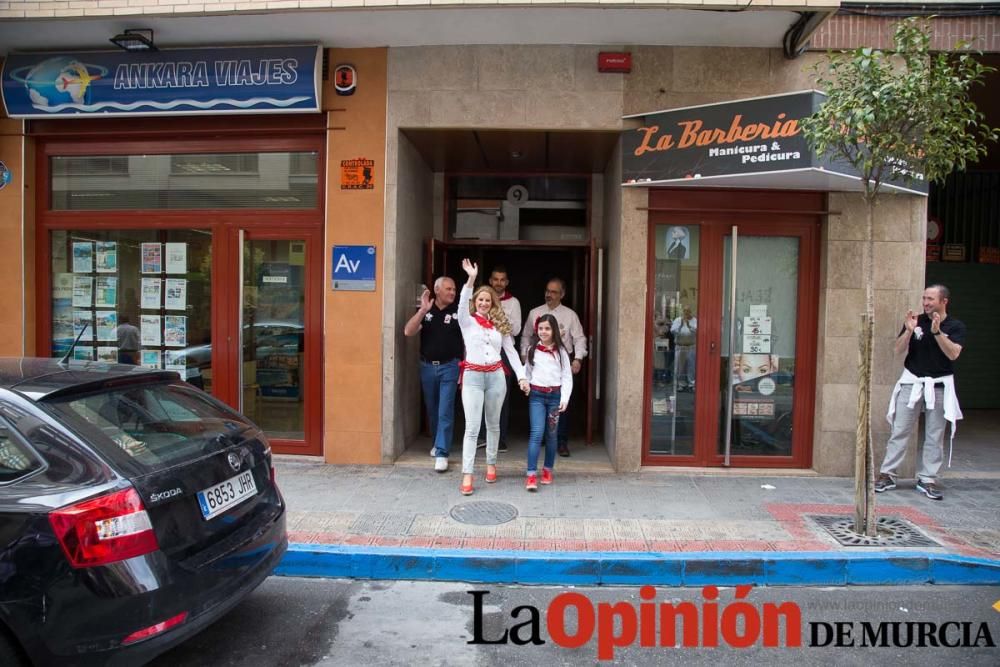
[874, 473, 896, 493]
[476, 438, 486, 449]
[558, 444, 570, 457]
[498, 442, 508, 453]
[916, 480, 943, 500]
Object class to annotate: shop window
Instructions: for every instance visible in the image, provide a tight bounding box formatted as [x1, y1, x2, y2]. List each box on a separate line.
[170, 153, 260, 175]
[649, 224, 701, 456]
[50, 229, 212, 389]
[50, 151, 318, 210]
[52, 156, 129, 176]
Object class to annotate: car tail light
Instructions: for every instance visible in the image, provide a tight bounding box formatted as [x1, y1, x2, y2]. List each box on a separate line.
[121, 611, 188, 646]
[49, 487, 160, 568]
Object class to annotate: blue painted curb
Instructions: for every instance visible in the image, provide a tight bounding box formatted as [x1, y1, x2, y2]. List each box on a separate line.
[275, 544, 1000, 586]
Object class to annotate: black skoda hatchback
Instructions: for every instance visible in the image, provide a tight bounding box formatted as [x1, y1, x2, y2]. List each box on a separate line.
[0, 358, 287, 666]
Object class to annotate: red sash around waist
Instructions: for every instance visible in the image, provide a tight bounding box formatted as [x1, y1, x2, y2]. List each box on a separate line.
[459, 360, 504, 384]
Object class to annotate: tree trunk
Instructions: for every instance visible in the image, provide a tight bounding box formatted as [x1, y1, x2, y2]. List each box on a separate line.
[854, 197, 878, 537]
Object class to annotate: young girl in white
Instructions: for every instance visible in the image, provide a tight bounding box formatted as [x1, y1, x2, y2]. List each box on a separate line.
[523, 313, 572, 491]
[457, 259, 529, 496]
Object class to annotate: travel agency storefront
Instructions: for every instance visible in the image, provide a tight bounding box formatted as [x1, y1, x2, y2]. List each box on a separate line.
[0, 44, 389, 461]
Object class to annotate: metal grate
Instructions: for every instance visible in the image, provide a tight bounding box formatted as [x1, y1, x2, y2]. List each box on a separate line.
[810, 515, 940, 547]
[450, 501, 518, 526]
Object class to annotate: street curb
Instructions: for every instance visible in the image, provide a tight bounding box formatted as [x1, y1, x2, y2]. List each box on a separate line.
[276, 544, 1000, 586]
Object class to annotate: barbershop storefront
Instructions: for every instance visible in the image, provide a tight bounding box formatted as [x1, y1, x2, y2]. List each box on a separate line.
[622, 92, 925, 470]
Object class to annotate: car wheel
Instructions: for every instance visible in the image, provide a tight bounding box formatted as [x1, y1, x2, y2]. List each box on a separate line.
[0, 628, 28, 667]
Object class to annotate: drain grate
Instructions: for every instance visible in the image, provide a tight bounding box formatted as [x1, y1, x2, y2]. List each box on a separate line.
[450, 501, 518, 526]
[810, 515, 940, 547]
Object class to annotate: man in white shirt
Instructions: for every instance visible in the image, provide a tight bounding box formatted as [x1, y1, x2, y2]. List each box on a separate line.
[482, 266, 522, 453]
[521, 278, 587, 456]
[671, 306, 697, 391]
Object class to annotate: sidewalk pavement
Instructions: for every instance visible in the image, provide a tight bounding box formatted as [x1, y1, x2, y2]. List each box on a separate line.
[272, 455, 1000, 586]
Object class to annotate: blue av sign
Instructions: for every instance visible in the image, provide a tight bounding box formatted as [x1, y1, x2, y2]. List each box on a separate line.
[332, 245, 376, 292]
[1, 45, 320, 118]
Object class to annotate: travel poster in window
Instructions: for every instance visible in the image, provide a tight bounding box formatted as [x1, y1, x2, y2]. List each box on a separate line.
[141, 243, 162, 274]
[95, 242, 118, 273]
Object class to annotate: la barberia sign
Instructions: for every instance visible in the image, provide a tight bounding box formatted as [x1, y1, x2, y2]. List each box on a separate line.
[621, 90, 927, 195]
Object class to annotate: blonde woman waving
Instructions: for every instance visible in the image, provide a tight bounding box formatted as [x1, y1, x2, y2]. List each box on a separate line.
[457, 258, 529, 496]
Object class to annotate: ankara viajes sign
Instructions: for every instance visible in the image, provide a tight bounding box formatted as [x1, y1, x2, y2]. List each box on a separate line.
[1, 45, 321, 118]
[621, 91, 927, 195]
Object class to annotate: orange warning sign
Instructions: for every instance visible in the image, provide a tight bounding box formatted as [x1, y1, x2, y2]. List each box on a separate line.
[340, 158, 375, 190]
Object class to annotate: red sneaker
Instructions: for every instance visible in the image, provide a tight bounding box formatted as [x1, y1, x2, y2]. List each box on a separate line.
[541, 469, 553, 485]
[525, 474, 538, 491]
[485, 465, 497, 483]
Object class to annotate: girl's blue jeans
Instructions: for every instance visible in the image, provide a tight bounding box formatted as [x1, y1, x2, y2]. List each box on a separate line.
[527, 388, 561, 475]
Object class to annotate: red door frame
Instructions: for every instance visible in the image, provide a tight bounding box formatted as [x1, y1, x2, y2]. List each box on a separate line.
[641, 189, 823, 468]
[33, 124, 325, 456]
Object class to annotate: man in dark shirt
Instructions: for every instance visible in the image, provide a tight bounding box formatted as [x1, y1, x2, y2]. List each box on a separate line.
[404, 276, 463, 472]
[875, 285, 965, 500]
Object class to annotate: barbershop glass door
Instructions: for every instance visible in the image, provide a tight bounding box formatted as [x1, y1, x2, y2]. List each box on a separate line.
[645, 218, 819, 467]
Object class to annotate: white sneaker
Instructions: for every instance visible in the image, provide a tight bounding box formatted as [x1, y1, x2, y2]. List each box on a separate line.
[434, 456, 448, 472]
[430, 446, 436, 456]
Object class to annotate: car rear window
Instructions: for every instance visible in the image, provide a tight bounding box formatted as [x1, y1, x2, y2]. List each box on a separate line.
[43, 381, 257, 475]
[0, 421, 44, 483]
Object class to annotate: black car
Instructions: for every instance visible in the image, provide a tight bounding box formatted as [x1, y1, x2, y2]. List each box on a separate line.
[0, 358, 287, 666]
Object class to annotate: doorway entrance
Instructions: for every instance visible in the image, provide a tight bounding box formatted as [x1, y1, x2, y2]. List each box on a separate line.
[429, 241, 598, 446]
[644, 190, 821, 467]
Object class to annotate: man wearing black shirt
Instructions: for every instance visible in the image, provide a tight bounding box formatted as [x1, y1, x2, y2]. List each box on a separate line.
[404, 276, 463, 472]
[875, 285, 965, 500]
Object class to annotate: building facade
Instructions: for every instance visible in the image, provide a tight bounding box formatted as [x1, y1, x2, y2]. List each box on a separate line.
[1, 1, 992, 476]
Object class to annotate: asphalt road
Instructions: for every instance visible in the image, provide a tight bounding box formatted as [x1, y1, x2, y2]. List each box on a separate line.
[150, 577, 1000, 666]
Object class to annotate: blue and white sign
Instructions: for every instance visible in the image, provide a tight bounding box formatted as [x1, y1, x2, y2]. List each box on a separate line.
[332, 245, 376, 292]
[0, 160, 11, 191]
[1, 45, 321, 119]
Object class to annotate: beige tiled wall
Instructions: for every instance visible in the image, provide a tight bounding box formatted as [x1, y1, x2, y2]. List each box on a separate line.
[815, 193, 926, 476]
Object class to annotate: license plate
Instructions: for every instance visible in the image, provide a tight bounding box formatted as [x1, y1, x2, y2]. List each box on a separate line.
[197, 471, 257, 520]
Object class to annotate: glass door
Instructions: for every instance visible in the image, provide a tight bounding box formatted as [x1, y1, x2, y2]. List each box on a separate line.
[719, 231, 799, 461]
[647, 224, 702, 457]
[644, 217, 818, 467]
[234, 229, 322, 455]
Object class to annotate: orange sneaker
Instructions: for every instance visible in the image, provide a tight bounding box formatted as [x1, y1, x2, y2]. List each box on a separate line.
[525, 474, 538, 491]
[485, 465, 497, 483]
[541, 469, 553, 485]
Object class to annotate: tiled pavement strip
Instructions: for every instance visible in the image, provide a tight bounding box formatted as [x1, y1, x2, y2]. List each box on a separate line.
[275, 460, 1000, 560]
